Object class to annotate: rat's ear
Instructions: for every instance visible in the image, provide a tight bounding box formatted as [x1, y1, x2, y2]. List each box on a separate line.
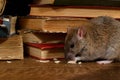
[77, 27, 86, 40]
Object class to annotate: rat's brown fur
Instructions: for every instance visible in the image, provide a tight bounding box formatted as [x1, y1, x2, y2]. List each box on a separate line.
[64, 16, 120, 61]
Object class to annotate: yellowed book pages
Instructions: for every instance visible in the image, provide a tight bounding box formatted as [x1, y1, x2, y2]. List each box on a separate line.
[10, 16, 17, 35]
[30, 6, 120, 18]
[22, 31, 66, 43]
[19, 17, 89, 33]
[25, 45, 64, 60]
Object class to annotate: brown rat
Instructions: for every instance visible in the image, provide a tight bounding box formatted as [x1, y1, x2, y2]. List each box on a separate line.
[64, 16, 120, 62]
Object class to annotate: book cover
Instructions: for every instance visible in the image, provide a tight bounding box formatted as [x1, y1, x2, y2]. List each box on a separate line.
[24, 42, 65, 60]
[29, 4, 120, 18]
[22, 31, 66, 43]
[25, 43, 64, 49]
[0, 35, 24, 60]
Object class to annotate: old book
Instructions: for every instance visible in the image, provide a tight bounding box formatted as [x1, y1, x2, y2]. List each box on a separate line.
[18, 16, 89, 33]
[22, 31, 66, 43]
[0, 16, 17, 37]
[24, 43, 64, 60]
[0, 35, 24, 60]
[32, 0, 120, 7]
[29, 5, 120, 18]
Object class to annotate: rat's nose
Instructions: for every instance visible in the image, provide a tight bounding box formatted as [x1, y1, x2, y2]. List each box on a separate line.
[65, 53, 75, 60]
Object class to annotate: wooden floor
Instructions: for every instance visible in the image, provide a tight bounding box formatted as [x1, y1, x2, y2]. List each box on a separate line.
[0, 57, 120, 80]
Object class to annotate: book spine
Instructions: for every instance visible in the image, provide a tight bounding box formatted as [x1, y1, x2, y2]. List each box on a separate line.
[3, 17, 10, 34]
[0, 16, 17, 37]
[0, 17, 9, 37]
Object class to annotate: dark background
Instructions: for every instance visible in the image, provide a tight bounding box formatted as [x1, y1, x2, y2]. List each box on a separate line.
[2, 0, 32, 16]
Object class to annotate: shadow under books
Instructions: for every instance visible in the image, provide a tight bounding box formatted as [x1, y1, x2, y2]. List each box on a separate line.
[0, 38, 8, 44]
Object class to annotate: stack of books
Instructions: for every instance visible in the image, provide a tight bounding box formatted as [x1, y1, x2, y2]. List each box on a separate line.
[24, 42, 64, 60]
[19, 0, 120, 33]
[18, 0, 120, 60]
[30, 0, 120, 18]
[22, 30, 66, 60]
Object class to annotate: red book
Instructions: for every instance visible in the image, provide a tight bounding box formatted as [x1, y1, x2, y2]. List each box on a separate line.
[24, 43, 65, 60]
[25, 42, 64, 49]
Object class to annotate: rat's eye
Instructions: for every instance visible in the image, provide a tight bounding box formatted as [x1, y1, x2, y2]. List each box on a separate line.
[70, 43, 74, 48]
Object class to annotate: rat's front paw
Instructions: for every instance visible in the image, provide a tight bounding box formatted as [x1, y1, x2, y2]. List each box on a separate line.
[96, 60, 113, 64]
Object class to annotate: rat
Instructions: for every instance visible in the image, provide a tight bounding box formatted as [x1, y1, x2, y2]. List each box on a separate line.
[64, 16, 120, 63]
